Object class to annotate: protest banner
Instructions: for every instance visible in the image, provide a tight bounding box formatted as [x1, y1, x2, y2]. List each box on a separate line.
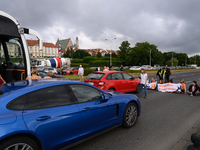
[158, 83, 181, 92]
[147, 82, 157, 90]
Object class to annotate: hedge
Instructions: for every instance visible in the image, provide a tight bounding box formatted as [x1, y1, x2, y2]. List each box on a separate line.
[71, 63, 89, 67]
[84, 69, 96, 76]
[71, 58, 83, 63]
[83, 56, 97, 63]
[89, 60, 124, 66]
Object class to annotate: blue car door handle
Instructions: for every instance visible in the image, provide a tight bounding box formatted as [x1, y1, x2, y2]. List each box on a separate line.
[82, 107, 91, 112]
[36, 116, 51, 121]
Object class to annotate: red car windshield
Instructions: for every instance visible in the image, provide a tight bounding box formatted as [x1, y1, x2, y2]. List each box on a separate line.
[86, 73, 105, 80]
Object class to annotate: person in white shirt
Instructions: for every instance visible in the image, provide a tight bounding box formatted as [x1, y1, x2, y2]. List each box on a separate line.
[138, 68, 148, 99]
[78, 65, 84, 82]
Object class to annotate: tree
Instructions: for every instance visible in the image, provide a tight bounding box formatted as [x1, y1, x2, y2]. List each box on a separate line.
[118, 41, 131, 61]
[124, 47, 139, 66]
[96, 52, 102, 58]
[166, 58, 179, 66]
[104, 53, 118, 58]
[62, 51, 70, 58]
[73, 50, 91, 59]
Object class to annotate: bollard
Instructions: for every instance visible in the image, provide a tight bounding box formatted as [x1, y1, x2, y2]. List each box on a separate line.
[187, 131, 200, 150]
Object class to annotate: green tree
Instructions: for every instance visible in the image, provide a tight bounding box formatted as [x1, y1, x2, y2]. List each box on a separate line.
[134, 42, 163, 66]
[73, 50, 91, 59]
[96, 52, 102, 58]
[118, 41, 131, 61]
[166, 58, 179, 66]
[124, 47, 139, 66]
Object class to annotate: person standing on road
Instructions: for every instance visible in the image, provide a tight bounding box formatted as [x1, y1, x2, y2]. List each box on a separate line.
[156, 67, 165, 81]
[165, 65, 171, 83]
[138, 68, 148, 99]
[78, 65, 84, 82]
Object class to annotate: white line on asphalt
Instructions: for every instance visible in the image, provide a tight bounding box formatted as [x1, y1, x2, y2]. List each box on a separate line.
[185, 81, 192, 83]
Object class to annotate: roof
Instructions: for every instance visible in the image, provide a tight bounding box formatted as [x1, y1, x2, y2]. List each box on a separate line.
[3, 79, 80, 94]
[93, 71, 124, 74]
[56, 39, 69, 49]
[27, 40, 57, 48]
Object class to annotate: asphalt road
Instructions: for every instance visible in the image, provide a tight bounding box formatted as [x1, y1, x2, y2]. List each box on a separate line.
[68, 70, 200, 150]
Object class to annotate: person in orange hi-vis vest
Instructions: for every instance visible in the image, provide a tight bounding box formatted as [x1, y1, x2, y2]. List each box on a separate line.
[178, 79, 186, 94]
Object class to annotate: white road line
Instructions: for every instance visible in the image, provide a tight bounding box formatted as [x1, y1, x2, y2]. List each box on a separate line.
[185, 81, 192, 83]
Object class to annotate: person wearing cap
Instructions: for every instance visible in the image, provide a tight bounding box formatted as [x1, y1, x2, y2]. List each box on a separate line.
[179, 79, 186, 94]
[165, 65, 171, 83]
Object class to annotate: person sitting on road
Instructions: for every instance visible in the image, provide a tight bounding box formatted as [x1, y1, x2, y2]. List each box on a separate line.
[169, 79, 173, 83]
[26, 67, 41, 80]
[187, 81, 199, 96]
[159, 79, 164, 84]
[151, 77, 156, 83]
[44, 71, 53, 79]
[179, 79, 186, 94]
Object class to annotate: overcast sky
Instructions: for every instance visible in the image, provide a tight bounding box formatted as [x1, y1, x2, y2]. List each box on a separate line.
[1, 0, 200, 56]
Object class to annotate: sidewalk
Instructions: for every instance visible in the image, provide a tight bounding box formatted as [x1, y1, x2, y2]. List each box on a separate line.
[171, 120, 200, 150]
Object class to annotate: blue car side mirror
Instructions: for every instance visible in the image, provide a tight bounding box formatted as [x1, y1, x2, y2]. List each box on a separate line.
[102, 94, 110, 101]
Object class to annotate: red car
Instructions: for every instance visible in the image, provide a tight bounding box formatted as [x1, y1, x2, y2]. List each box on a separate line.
[62, 67, 79, 75]
[84, 71, 141, 93]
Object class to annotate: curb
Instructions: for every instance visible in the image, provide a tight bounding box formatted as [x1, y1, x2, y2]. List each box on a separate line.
[171, 120, 200, 150]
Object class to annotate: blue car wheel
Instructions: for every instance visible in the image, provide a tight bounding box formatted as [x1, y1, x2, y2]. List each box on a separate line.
[122, 102, 138, 128]
[0, 136, 40, 150]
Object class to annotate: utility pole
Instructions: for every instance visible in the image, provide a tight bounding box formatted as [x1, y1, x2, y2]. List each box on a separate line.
[172, 52, 173, 66]
[149, 48, 151, 66]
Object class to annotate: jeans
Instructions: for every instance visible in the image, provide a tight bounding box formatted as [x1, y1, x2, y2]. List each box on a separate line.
[138, 84, 147, 98]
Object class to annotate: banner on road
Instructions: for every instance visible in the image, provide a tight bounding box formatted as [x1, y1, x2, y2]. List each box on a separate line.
[147, 82, 157, 90]
[158, 83, 181, 92]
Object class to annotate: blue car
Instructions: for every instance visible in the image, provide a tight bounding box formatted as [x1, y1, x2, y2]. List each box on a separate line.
[0, 79, 141, 150]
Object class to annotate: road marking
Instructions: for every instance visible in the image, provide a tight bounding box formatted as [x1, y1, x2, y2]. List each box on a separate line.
[185, 81, 192, 83]
[182, 75, 186, 76]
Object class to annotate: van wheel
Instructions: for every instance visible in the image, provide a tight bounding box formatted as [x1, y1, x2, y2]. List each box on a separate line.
[0, 136, 40, 150]
[109, 88, 115, 91]
[122, 102, 138, 128]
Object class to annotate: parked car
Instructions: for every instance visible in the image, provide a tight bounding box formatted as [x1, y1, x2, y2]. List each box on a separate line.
[0, 79, 140, 150]
[37, 67, 58, 75]
[84, 71, 141, 93]
[140, 65, 152, 69]
[37, 71, 66, 79]
[62, 67, 79, 75]
[130, 66, 141, 70]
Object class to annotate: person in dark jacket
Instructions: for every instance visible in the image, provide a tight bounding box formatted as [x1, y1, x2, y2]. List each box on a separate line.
[165, 65, 171, 83]
[156, 67, 166, 81]
[120, 65, 124, 71]
[187, 81, 199, 96]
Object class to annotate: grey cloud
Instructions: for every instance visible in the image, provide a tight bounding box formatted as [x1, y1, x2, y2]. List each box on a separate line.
[1, 0, 200, 55]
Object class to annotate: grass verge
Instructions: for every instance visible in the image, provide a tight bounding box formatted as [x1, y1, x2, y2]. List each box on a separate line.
[61, 69, 200, 80]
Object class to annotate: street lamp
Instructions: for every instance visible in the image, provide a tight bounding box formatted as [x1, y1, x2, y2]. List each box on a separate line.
[105, 38, 116, 66]
[172, 52, 173, 66]
[148, 48, 152, 66]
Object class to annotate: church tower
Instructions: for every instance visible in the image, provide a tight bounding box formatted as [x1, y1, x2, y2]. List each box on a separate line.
[76, 37, 79, 49]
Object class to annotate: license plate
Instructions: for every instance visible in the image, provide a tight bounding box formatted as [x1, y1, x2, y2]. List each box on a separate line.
[88, 82, 94, 85]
